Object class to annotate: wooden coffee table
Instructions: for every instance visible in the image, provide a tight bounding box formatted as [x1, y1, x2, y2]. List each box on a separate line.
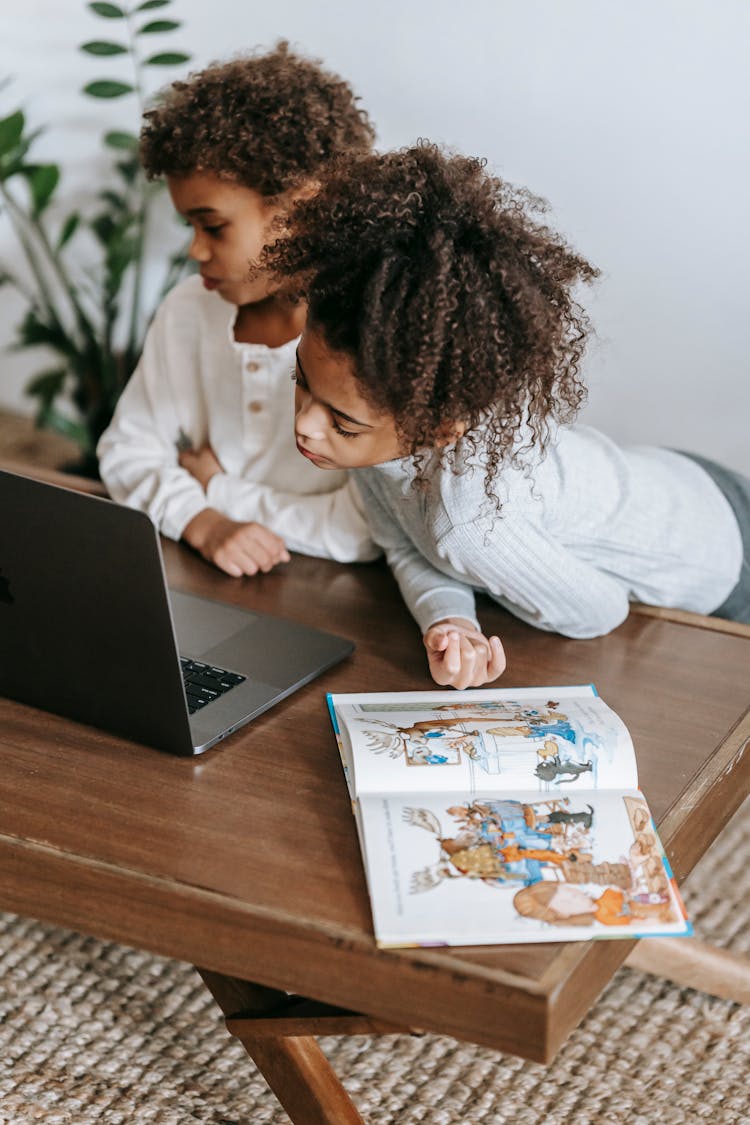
[1, 465, 749, 1124]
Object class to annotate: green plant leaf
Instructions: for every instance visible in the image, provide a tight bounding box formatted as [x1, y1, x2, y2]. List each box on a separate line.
[104, 130, 138, 150]
[0, 124, 45, 181]
[37, 404, 91, 450]
[23, 163, 60, 215]
[138, 19, 180, 33]
[83, 80, 135, 98]
[26, 367, 67, 404]
[56, 212, 81, 251]
[16, 310, 77, 359]
[136, 0, 171, 9]
[107, 247, 138, 295]
[144, 51, 190, 65]
[81, 39, 128, 55]
[99, 188, 128, 209]
[91, 213, 117, 244]
[88, 2, 126, 17]
[0, 110, 24, 157]
[115, 156, 140, 183]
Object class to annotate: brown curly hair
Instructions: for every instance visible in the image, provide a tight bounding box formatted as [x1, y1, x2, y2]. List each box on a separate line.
[264, 142, 599, 487]
[139, 41, 375, 196]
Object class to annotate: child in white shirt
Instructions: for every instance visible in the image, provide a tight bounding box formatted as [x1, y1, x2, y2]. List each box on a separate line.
[261, 143, 749, 685]
[97, 43, 379, 577]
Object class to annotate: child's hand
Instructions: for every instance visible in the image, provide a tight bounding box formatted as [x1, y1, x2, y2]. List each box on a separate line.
[182, 509, 290, 577]
[178, 444, 224, 491]
[423, 618, 506, 689]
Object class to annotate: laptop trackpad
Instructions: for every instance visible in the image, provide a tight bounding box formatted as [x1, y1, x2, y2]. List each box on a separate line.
[168, 588, 258, 654]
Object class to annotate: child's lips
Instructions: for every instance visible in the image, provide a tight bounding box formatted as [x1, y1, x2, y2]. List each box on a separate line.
[201, 275, 220, 291]
[296, 440, 327, 464]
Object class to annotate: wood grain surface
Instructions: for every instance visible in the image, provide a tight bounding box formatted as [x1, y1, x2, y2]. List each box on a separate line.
[1, 464, 749, 1062]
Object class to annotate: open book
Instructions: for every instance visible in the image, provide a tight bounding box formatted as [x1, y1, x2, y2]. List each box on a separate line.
[327, 684, 691, 947]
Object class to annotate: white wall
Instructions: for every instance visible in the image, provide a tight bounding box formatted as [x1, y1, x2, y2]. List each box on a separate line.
[2, 0, 748, 470]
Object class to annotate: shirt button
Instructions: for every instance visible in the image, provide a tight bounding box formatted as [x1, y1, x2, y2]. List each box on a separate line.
[246, 361, 260, 373]
[248, 400, 263, 413]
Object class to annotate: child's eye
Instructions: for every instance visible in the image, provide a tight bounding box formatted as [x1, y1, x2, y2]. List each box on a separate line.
[202, 224, 225, 237]
[332, 420, 359, 436]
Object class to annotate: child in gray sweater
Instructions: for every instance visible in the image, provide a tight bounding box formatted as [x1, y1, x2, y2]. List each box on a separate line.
[264, 143, 749, 688]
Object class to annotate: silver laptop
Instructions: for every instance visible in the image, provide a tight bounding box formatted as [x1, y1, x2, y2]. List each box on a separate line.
[0, 469, 353, 755]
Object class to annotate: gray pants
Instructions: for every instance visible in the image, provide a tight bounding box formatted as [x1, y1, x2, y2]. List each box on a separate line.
[679, 452, 750, 624]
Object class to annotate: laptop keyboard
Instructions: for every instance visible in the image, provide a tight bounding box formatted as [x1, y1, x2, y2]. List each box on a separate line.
[180, 658, 246, 715]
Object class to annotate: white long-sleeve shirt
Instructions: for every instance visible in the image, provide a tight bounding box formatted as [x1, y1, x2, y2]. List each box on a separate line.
[97, 276, 379, 562]
[353, 426, 743, 638]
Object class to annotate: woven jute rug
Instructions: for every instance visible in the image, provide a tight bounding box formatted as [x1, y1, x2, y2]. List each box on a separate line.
[1, 799, 749, 1125]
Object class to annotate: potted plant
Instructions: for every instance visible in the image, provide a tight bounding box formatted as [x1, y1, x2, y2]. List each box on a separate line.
[0, 0, 191, 475]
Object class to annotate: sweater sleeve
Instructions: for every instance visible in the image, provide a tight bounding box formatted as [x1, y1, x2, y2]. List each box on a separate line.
[96, 314, 211, 541]
[205, 472, 381, 563]
[445, 515, 631, 638]
[355, 475, 479, 631]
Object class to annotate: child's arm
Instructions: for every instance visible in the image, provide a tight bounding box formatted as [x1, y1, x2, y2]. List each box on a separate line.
[98, 358, 292, 577]
[96, 346, 220, 543]
[100, 381, 376, 569]
[446, 515, 631, 639]
[97, 286, 379, 567]
[354, 475, 505, 686]
[195, 464, 380, 564]
[175, 440, 379, 563]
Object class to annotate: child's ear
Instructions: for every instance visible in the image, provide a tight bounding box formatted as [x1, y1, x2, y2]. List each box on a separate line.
[434, 420, 467, 449]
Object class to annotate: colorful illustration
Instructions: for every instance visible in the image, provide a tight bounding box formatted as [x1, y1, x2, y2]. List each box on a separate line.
[402, 796, 680, 928]
[355, 698, 604, 788]
[329, 686, 691, 946]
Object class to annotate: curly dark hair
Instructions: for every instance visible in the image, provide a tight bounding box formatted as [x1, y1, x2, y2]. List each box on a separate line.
[139, 41, 375, 195]
[264, 142, 599, 487]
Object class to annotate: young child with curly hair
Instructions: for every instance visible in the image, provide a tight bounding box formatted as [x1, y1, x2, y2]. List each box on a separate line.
[262, 143, 749, 686]
[97, 42, 380, 576]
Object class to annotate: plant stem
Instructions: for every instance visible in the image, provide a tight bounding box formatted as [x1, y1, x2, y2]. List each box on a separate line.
[0, 181, 61, 324]
[0, 261, 38, 305]
[125, 1, 148, 360]
[1, 178, 102, 359]
[29, 209, 101, 353]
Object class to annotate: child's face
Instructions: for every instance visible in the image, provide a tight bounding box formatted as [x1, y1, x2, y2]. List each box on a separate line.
[167, 171, 284, 307]
[294, 326, 404, 470]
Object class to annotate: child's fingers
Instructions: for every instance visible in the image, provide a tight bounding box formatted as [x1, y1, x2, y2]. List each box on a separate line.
[423, 626, 451, 654]
[243, 525, 290, 565]
[449, 635, 504, 689]
[443, 631, 463, 677]
[425, 626, 500, 688]
[432, 633, 478, 688]
[215, 543, 259, 576]
[453, 634, 486, 689]
[213, 552, 245, 578]
[486, 636, 506, 681]
[426, 631, 462, 685]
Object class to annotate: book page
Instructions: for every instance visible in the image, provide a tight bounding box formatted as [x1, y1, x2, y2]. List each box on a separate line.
[357, 789, 690, 947]
[329, 686, 638, 798]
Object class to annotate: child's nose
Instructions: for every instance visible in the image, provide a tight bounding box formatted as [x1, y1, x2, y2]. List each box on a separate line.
[295, 396, 327, 440]
[188, 230, 211, 262]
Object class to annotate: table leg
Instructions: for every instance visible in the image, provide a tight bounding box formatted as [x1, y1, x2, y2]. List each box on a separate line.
[196, 968, 365, 1125]
[625, 937, 750, 1003]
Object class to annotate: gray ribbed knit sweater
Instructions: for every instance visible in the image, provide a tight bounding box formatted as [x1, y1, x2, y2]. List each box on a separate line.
[352, 425, 742, 638]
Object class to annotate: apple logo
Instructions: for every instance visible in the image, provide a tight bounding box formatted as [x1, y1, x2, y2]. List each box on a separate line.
[0, 568, 14, 605]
